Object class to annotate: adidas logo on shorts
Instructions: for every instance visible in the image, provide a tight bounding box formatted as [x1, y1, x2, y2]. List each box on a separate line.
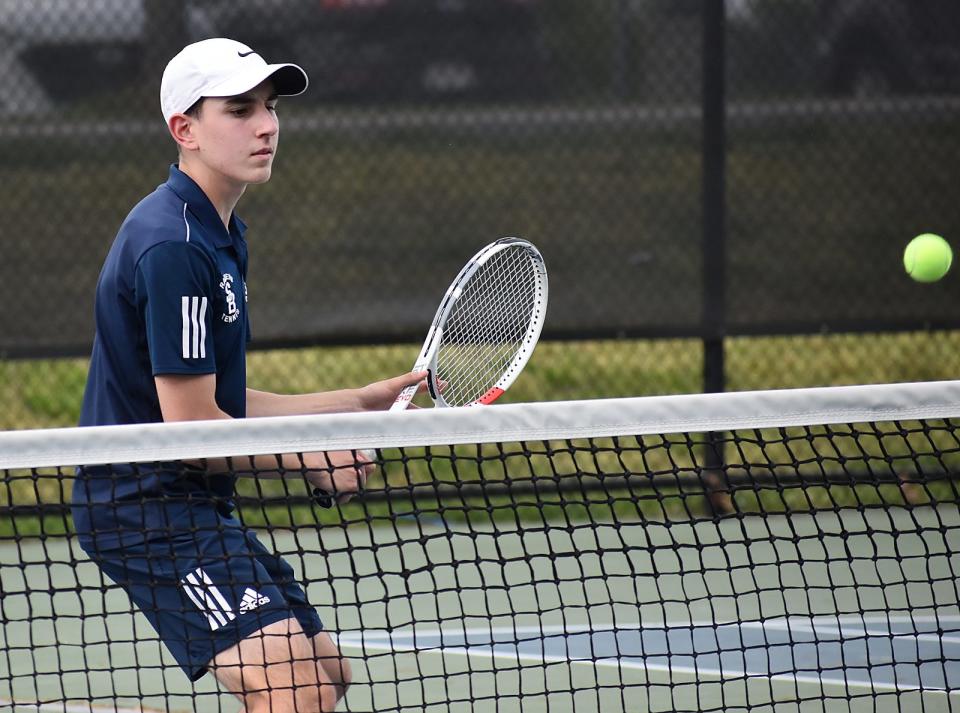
[239, 587, 271, 614]
[181, 568, 273, 629]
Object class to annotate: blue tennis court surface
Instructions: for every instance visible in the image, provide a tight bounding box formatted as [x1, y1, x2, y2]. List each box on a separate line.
[338, 615, 960, 693]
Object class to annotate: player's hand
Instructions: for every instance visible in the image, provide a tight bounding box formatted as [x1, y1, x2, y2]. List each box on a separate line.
[303, 450, 375, 504]
[357, 371, 428, 411]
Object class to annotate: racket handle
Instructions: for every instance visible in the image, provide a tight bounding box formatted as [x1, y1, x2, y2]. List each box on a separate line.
[391, 383, 418, 411]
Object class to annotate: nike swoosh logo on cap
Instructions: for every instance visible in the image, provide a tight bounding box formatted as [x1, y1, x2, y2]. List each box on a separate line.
[238, 50, 255, 57]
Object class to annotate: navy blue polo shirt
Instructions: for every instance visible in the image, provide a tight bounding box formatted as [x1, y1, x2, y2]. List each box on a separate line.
[73, 165, 251, 549]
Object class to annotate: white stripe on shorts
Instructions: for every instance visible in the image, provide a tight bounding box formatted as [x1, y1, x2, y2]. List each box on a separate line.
[182, 568, 236, 631]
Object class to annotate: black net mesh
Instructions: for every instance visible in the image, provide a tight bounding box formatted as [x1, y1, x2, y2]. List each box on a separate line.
[2, 413, 959, 710]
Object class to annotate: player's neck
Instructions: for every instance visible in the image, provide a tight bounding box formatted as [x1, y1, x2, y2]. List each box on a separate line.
[178, 160, 246, 229]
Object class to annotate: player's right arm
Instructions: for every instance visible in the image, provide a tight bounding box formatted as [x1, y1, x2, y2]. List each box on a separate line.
[155, 373, 369, 502]
[139, 241, 368, 502]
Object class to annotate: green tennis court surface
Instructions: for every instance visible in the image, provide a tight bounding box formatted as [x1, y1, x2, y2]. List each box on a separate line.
[3, 508, 958, 712]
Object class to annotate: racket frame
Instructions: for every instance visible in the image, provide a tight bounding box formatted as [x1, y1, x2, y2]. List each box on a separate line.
[391, 237, 548, 411]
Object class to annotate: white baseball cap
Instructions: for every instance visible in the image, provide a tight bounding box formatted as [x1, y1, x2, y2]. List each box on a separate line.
[160, 38, 308, 124]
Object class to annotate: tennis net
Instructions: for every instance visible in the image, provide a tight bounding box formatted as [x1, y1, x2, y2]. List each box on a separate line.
[1, 381, 959, 712]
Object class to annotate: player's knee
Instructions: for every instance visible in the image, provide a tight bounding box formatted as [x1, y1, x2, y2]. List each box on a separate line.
[287, 679, 336, 713]
[335, 655, 353, 692]
[298, 657, 342, 713]
[242, 680, 333, 713]
[291, 682, 333, 713]
[239, 684, 285, 713]
[314, 645, 351, 697]
[317, 683, 339, 712]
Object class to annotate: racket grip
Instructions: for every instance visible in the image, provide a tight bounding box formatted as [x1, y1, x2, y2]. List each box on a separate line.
[391, 383, 418, 411]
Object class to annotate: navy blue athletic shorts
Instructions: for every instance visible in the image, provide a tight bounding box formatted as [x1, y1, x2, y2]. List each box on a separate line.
[84, 523, 324, 681]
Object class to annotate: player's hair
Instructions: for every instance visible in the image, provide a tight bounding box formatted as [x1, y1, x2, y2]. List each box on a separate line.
[184, 99, 204, 119]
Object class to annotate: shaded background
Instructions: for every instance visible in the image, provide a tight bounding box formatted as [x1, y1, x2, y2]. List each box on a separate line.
[1, 0, 960, 426]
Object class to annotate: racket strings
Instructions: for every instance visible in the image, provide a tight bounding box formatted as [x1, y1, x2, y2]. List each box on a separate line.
[436, 248, 540, 406]
[441, 258, 532, 394]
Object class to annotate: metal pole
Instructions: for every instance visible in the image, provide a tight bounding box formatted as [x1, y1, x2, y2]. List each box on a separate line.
[701, 0, 730, 515]
[702, 0, 726, 380]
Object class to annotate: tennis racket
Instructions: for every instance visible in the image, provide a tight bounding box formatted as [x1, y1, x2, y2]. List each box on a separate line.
[314, 237, 547, 507]
[392, 236, 548, 410]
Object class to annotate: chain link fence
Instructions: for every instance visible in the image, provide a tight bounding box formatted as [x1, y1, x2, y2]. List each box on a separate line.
[2, 0, 960, 427]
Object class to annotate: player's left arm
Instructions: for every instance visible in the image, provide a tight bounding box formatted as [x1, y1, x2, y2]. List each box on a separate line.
[245, 371, 426, 417]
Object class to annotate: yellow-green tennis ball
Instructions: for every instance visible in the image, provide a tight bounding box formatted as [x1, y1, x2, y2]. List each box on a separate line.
[904, 233, 952, 283]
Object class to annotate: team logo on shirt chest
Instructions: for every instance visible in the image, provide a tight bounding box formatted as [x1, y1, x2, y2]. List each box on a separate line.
[219, 273, 240, 323]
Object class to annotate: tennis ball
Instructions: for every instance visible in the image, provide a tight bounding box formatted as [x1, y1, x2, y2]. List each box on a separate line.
[904, 233, 952, 283]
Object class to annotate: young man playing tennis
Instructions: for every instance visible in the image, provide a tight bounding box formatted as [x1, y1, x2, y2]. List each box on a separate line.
[72, 38, 424, 713]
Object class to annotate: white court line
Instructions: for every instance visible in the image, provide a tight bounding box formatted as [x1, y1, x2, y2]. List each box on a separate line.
[0, 699, 164, 713]
[828, 615, 960, 624]
[335, 615, 960, 642]
[337, 622, 644, 641]
[747, 616, 960, 646]
[335, 617, 960, 695]
[757, 621, 960, 647]
[335, 637, 953, 695]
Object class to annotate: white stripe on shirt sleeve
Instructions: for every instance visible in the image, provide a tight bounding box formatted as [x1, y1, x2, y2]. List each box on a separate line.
[181, 295, 209, 360]
[181, 296, 190, 359]
[198, 296, 207, 359]
[190, 296, 200, 359]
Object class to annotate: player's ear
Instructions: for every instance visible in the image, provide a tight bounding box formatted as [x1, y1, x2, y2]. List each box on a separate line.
[168, 113, 199, 152]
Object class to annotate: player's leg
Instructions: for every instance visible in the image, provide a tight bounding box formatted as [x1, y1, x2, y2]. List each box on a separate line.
[86, 521, 346, 711]
[227, 532, 352, 710]
[310, 631, 353, 701]
[85, 521, 336, 703]
[238, 528, 353, 707]
[210, 617, 339, 713]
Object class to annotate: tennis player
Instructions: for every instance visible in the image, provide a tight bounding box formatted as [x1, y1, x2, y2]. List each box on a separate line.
[71, 38, 423, 713]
